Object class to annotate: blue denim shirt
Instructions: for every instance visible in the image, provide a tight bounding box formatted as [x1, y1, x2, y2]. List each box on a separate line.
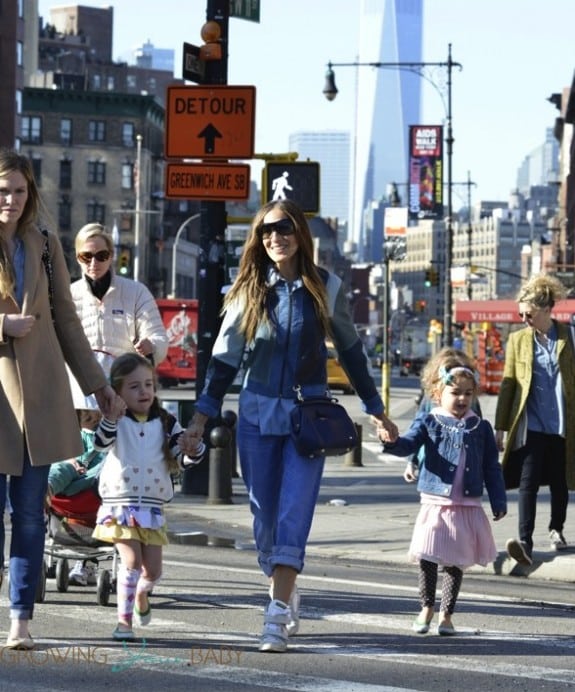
[384, 410, 507, 516]
[196, 265, 383, 428]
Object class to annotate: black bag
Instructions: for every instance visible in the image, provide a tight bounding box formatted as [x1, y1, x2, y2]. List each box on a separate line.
[290, 391, 358, 459]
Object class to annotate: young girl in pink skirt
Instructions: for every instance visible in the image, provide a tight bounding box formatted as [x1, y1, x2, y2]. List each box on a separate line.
[378, 348, 507, 635]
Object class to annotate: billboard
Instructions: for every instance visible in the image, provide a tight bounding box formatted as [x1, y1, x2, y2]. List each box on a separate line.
[408, 125, 443, 221]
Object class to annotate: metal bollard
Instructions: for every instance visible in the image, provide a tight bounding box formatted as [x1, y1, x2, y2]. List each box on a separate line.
[221, 409, 239, 478]
[207, 426, 233, 505]
[343, 423, 363, 467]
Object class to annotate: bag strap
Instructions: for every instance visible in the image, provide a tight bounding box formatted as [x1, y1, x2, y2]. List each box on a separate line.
[41, 229, 55, 324]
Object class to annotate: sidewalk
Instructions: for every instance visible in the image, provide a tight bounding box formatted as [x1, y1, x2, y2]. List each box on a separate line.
[165, 393, 575, 583]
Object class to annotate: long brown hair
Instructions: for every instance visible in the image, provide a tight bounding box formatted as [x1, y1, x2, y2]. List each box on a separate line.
[0, 149, 42, 299]
[223, 200, 331, 342]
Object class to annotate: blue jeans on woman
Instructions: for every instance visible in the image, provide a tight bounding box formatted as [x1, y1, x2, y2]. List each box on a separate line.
[0, 448, 49, 620]
[237, 416, 325, 577]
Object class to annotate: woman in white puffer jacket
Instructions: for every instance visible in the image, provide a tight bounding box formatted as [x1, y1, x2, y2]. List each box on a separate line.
[68, 223, 168, 408]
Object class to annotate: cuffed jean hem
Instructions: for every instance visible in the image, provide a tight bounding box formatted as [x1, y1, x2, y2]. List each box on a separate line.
[259, 545, 304, 578]
[9, 609, 32, 621]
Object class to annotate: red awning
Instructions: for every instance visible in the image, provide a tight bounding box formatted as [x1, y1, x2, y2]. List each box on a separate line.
[455, 300, 575, 324]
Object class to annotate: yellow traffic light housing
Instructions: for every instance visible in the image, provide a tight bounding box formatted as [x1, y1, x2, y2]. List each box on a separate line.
[117, 247, 131, 276]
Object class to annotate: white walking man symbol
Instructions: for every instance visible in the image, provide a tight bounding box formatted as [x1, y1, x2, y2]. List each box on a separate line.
[271, 171, 293, 201]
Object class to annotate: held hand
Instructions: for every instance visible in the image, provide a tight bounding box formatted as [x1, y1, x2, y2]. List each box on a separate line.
[493, 511, 507, 521]
[3, 314, 36, 338]
[94, 386, 125, 420]
[372, 414, 399, 443]
[178, 431, 204, 457]
[495, 430, 505, 452]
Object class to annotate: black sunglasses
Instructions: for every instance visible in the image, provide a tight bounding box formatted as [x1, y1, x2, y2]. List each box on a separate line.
[518, 312, 533, 319]
[77, 250, 111, 263]
[259, 218, 295, 239]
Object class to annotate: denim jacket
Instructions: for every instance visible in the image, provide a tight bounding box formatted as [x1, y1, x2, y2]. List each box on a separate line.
[195, 265, 383, 420]
[384, 411, 507, 516]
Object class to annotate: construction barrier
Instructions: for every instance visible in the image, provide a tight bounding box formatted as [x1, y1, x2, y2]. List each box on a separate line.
[483, 358, 504, 394]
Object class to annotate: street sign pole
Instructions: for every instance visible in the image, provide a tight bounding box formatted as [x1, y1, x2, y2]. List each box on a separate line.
[195, 0, 229, 400]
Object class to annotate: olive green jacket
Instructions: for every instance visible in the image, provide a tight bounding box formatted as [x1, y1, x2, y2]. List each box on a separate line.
[494, 321, 575, 489]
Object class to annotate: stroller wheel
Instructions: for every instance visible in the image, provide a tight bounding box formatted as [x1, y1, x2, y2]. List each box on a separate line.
[56, 558, 70, 592]
[97, 569, 112, 606]
[35, 561, 47, 603]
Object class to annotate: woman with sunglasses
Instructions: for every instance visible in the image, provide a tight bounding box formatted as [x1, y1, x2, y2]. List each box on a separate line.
[183, 199, 398, 652]
[0, 148, 118, 649]
[68, 223, 168, 410]
[495, 273, 575, 566]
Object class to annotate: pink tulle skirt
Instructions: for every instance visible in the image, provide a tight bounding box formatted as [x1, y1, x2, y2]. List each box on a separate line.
[408, 502, 497, 569]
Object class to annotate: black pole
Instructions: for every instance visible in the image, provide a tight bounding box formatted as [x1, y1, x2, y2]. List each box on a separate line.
[443, 43, 454, 346]
[196, 1, 229, 399]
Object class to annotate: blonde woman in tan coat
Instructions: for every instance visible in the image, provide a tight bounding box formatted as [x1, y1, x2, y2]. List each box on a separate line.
[495, 274, 575, 566]
[0, 149, 118, 649]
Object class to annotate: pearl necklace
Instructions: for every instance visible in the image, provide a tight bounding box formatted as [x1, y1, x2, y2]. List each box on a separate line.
[431, 413, 481, 434]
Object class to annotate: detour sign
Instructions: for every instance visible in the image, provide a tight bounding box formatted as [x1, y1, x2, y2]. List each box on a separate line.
[165, 85, 256, 160]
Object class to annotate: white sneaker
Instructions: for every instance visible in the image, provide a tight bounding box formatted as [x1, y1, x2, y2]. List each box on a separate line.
[550, 530, 568, 551]
[84, 561, 98, 585]
[259, 599, 289, 653]
[69, 560, 88, 586]
[268, 583, 300, 636]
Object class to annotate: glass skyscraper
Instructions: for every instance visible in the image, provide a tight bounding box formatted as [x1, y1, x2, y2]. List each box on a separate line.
[353, 0, 423, 258]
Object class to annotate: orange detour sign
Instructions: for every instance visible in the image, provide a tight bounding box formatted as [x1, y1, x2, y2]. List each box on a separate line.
[165, 85, 256, 159]
[165, 162, 251, 200]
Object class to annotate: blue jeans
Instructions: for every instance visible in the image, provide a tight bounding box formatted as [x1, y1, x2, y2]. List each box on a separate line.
[237, 415, 325, 577]
[0, 449, 49, 620]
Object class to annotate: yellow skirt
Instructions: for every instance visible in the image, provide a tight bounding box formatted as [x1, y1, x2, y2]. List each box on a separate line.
[92, 521, 168, 546]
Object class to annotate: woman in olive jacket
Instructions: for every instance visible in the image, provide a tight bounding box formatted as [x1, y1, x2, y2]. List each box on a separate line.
[495, 274, 575, 566]
[0, 148, 117, 649]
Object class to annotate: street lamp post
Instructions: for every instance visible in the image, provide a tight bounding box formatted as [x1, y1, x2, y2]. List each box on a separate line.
[171, 214, 200, 298]
[323, 44, 462, 346]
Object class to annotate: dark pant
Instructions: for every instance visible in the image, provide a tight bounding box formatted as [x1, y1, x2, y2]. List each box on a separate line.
[518, 431, 568, 552]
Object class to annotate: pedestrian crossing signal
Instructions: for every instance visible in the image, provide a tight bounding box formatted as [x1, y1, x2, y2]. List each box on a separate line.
[263, 162, 320, 214]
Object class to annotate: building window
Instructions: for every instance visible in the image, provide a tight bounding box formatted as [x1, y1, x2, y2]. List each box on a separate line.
[86, 201, 106, 225]
[17, 41, 23, 66]
[87, 161, 106, 185]
[127, 75, 137, 89]
[107, 76, 115, 90]
[30, 158, 42, 186]
[21, 116, 42, 144]
[92, 74, 101, 89]
[59, 160, 72, 189]
[58, 197, 72, 231]
[121, 162, 134, 189]
[122, 123, 135, 147]
[60, 118, 72, 146]
[88, 120, 106, 142]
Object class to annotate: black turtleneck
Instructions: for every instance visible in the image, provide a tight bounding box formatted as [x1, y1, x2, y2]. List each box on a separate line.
[86, 271, 112, 300]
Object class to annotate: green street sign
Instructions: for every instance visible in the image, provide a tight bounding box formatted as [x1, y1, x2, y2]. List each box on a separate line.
[229, 0, 260, 22]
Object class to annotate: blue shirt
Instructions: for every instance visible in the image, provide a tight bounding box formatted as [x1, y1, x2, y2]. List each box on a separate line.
[526, 323, 564, 436]
[13, 236, 25, 307]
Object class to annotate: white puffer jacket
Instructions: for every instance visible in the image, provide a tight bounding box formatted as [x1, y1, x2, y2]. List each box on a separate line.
[71, 273, 169, 365]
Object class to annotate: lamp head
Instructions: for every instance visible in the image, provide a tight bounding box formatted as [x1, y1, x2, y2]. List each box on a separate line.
[323, 63, 338, 101]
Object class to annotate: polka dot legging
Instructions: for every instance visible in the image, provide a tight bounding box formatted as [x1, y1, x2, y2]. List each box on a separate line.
[418, 559, 463, 615]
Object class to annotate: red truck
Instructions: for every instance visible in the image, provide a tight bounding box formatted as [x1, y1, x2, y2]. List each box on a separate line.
[155, 299, 198, 388]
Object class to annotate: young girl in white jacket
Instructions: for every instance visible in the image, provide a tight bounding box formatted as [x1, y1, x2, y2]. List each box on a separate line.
[93, 353, 204, 641]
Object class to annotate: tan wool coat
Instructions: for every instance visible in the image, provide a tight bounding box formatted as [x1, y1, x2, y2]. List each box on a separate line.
[494, 322, 575, 489]
[0, 227, 108, 474]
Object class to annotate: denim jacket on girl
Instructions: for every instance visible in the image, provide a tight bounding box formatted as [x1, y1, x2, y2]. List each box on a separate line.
[383, 410, 507, 515]
[195, 265, 383, 419]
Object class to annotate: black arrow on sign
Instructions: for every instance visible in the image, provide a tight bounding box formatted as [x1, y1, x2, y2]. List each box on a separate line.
[198, 124, 222, 154]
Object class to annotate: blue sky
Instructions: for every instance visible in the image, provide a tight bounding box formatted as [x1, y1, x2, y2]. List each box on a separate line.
[39, 0, 575, 206]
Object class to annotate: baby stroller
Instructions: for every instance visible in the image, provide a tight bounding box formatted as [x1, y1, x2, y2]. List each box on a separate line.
[40, 487, 118, 606]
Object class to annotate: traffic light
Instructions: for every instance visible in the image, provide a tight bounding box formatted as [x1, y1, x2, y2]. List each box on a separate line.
[263, 162, 320, 214]
[424, 266, 439, 287]
[117, 247, 132, 276]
